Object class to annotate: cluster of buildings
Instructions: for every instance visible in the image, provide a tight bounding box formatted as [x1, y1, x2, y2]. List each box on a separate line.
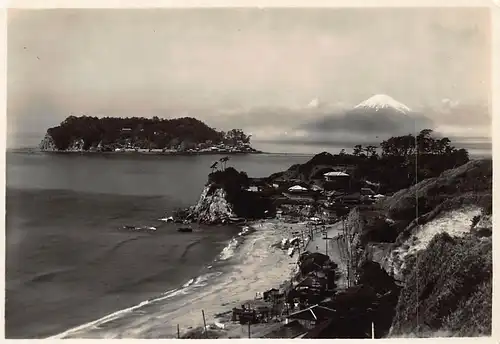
[246, 166, 384, 207]
[107, 138, 257, 154]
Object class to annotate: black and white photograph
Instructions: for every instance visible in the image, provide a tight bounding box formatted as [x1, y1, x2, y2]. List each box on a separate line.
[4, 4, 494, 339]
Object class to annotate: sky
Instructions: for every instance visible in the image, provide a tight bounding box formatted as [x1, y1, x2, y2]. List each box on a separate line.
[7, 7, 492, 152]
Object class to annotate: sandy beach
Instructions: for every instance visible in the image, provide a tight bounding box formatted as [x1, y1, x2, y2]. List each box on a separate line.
[51, 219, 303, 338]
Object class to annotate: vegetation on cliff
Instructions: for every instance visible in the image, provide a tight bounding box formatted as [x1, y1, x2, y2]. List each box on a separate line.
[207, 168, 275, 220]
[267, 129, 469, 194]
[43, 115, 252, 151]
[390, 233, 492, 337]
[379, 159, 492, 242]
[342, 158, 493, 337]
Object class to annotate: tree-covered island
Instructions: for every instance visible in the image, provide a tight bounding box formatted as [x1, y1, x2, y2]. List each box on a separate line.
[39, 115, 261, 154]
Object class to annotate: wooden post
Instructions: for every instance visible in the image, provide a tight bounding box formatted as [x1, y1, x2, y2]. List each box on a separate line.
[177, 324, 180, 339]
[248, 321, 251, 338]
[202, 310, 208, 338]
[372, 322, 375, 339]
[324, 233, 329, 256]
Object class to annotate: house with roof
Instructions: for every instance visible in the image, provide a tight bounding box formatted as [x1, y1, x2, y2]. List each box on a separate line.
[323, 171, 352, 191]
[323, 171, 349, 182]
[288, 185, 309, 193]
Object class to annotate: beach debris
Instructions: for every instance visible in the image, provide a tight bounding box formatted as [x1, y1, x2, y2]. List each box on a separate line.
[177, 227, 193, 233]
[213, 320, 226, 329]
[121, 225, 157, 232]
[281, 238, 290, 249]
[159, 216, 174, 222]
[239, 226, 255, 236]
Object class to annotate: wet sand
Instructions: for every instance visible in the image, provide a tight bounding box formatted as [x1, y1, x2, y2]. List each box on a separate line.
[51, 219, 303, 338]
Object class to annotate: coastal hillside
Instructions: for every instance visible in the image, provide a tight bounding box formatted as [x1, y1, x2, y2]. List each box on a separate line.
[266, 129, 470, 194]
[39, 115, 256, 153]
[345, 159, 492, 336]
[164, 137, 491, 338]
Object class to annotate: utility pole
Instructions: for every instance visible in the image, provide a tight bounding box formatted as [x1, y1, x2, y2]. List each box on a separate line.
[202, 310, 208, 338]
[324, 232, 329, 257]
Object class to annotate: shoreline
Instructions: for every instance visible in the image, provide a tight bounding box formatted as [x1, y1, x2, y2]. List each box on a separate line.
[184, 219, 348, 339]
[34, 150, 265, 156]
[49, 219, 301, 339]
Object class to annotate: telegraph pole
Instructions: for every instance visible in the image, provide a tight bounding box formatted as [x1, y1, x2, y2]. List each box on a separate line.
[324, 232, 329, 257]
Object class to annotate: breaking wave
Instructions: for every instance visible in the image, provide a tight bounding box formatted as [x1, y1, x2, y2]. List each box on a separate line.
[49, 225, 254, 339]
[49, 271, 223, 339]
[217, 225, 255, 261]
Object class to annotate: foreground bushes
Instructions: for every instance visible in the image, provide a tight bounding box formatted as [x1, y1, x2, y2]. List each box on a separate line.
[391, 233, 492, 337]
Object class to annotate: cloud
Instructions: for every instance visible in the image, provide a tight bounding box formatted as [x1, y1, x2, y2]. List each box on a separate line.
[295, 108, 434, 143]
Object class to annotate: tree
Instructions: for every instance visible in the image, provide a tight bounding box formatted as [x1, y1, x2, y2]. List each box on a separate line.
[380, 135, 416, 159]
[364, 145, 378, 159]
[220, 156, 230, 170]
[353, 145, 364, 157]
[224, 129, 251, 145]
[45, 115, 250, 151]
[210, 161, 219, 172]
[437, 138, 452, 155]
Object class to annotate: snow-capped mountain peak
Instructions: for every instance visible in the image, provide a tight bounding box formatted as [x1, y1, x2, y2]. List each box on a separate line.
[354, 94, 411, 114]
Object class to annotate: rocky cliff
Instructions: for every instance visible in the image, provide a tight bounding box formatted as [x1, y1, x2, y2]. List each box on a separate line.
[186, 167, 275, 224]
[347, 160, 491, 276]
[343, 159, 492, 336]
[189, 185, 237, 224]
[39, 134, 85, 152]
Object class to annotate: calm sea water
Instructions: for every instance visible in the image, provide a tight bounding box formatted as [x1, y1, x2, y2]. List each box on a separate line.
[5, 151, 311, 338]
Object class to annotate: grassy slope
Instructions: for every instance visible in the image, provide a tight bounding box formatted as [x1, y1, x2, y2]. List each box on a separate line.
[348, 159, 492, 337]
[390, 233, 492, 337]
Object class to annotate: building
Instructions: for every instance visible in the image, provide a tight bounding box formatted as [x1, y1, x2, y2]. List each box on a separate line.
[323, 171, 352, 192]
[323, 171, 349, 182]
[288, 185, 309, 193]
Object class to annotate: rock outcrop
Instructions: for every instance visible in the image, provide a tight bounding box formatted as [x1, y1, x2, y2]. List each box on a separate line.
[39, 134, 85, 152]
[39, 133, 57, 151]
[189, 185, 237, 224]
[186, 167, 275, 224]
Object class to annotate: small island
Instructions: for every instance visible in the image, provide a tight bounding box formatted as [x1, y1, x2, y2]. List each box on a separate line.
[39, 115, 262, 154]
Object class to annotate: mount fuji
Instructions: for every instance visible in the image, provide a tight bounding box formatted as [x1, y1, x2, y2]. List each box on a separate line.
[354, 94, 411, 114]
[299, 93, 433, 142]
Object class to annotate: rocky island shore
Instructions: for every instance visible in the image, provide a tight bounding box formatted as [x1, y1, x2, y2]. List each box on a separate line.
[169, 129, 492, 339]
[39, 115, 262, 155]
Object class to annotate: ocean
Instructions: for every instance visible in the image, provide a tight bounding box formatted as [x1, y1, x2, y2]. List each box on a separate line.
[5, 151, 312, 338]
